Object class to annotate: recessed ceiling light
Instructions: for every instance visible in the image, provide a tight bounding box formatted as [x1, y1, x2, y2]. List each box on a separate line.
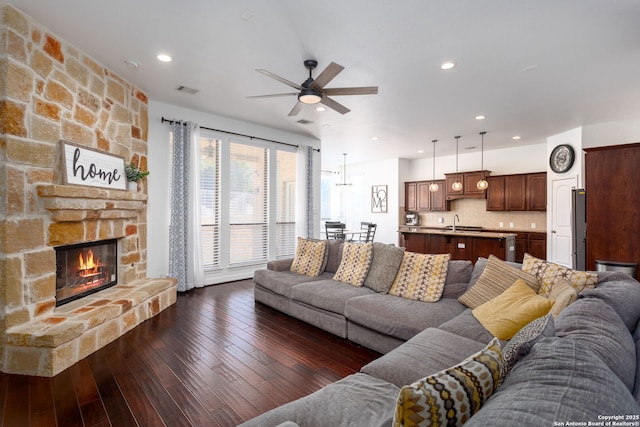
[371, 136, 379, 141]
[417, 149, 424, 154]
[440, 62, 456, 70]
[157, 54, 173, 63]
[475, 115, 485, 120]
[315, 106, 326, 112]
[124, 59, 139, 69]
[512, 135, 521, 140]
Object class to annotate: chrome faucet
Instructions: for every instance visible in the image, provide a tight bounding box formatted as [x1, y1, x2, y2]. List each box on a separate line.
[453, 214, 460, 232]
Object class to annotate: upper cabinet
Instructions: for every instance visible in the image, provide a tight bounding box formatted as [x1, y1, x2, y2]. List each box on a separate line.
[444, 170, 491, 201]
[486, 172, 547, 211]
[404, 180, 448, 212]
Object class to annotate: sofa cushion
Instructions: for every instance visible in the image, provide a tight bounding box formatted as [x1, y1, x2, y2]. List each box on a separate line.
[237, 373, 399, 427]
[522, 253, 597, 297]
[438, 309, 496, 344]
[459, 255, 540, 309]
[324, 239, 345, 274]
[441, 260, 473, 299]
[388, 252, 450, 302]
[291, 280, 374, 315]
[547, 278, 578, 318]
[361, 327, 487, 388]
[393, 338, 502, 427]
[633, 325, 640, 404]
[468, 257, 522, 288]
[333, 242, 373, 287]
[580, 277, 640, 331]
[472, 278, 554, 340]
[253, 269, 332, 298]
[554, 298, 637, 392]
[464, 338, 640, 427]
[363, 242, 405, 293]
[345, 294, 466, 341]
[290, 237, 328, 276]
[500, 314, 554, 386]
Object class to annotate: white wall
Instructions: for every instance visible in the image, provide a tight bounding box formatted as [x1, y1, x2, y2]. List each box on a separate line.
[582, 118, 640, 149]
[147, 100, 320, 279]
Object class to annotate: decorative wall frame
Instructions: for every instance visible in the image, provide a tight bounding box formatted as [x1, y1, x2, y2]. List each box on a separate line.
[60, 140, 127, 190]
[371, 185, 388, 213]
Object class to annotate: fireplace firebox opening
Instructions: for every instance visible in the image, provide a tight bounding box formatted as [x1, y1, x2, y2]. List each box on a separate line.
[55, 239, 118, 307]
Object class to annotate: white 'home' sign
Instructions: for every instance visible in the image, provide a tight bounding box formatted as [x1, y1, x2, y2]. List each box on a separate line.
[61, 141, 127, 190]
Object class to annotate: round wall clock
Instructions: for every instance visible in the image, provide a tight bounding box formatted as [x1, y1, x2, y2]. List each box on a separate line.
[549, 144, 575, 173]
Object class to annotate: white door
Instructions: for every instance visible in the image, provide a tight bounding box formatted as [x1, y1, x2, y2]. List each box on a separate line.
[550, 176, 578, 267]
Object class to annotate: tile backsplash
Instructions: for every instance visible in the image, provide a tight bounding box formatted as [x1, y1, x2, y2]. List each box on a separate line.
[415, 199, 547, 231]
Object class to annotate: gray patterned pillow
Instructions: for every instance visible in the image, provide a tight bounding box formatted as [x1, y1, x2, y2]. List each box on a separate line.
[499, 314, 554, 386]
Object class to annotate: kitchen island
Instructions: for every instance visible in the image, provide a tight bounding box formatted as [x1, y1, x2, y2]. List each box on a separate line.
[398, 226, 516, 263]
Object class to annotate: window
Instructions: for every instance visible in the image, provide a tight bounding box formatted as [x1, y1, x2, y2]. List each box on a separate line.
[197, 132, 297, 280]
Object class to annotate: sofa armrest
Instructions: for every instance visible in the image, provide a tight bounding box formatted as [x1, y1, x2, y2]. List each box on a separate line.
[267, 258, 294, 271]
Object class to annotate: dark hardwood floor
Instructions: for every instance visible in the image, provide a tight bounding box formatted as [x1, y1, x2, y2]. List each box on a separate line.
[0, 280, 380, 427]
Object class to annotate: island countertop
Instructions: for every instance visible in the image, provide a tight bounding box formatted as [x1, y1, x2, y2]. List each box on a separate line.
[398, 226, 517, 239]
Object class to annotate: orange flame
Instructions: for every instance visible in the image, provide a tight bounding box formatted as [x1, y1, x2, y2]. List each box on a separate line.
[78, 249, 102, 276]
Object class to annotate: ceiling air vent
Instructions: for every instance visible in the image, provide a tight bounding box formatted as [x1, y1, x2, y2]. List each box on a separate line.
[176, 85, 199, 95]
[296, 119, 314, 125]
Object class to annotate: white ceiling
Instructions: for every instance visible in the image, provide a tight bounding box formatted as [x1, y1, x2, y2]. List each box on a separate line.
[7, 0, 640, 169]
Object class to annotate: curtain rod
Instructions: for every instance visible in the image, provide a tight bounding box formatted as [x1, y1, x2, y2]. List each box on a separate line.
[161, 117, 319, 152]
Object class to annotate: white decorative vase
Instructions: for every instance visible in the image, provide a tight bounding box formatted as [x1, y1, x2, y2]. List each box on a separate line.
[128, 181, 138, 191]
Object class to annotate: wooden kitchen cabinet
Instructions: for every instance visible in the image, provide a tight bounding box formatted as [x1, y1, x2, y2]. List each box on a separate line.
[404, 180, 449, 212]
[405, 182, 417, 211]
[399, 231, 515, 263]
[486, 172, 546, 212]
[402, 232, 427, 253]
[445, 171, 491, 201]
[527, 232, 547, 260]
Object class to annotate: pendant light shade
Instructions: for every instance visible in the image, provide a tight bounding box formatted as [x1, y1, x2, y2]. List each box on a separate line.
[336, 153, 353, 186]
[429, 139, 439, 192]
[477, 131, 489, 190]
[452, 136, 463, 191]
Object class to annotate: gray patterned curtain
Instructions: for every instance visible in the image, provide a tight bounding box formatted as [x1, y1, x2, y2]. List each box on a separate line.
[296, 145, 315, 238]
[169, 121, 205, 291]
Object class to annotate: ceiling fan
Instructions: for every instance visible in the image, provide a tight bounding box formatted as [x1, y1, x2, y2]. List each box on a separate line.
[247, 59, 378, 116]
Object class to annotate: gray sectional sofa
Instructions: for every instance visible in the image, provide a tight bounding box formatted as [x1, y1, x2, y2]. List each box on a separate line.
[243, 240, 640, 426]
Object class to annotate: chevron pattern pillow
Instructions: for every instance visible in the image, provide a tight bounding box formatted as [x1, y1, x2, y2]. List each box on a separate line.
[290, 237, 328, 277]
[388, 252, 450, 302]
[333, 242, 374, 287]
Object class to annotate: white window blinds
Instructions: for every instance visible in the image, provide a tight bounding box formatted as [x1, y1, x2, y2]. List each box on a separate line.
[200, 137, 221, 270]
[276, 150, 297, 258]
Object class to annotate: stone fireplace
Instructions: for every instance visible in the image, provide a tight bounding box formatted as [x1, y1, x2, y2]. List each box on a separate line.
[0, 5, 176, 376]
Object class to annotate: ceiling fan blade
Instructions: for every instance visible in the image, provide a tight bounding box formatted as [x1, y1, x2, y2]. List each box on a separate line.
[321, 96, 350, 115]
[246, 93, 298, 99]
[287, 102, 303, 116]
[310, 62, 344, 90]
[256, 69, 302, 90]
[323, 86, 379, 96]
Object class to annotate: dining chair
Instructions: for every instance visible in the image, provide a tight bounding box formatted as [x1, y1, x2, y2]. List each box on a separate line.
[358, 222, 377, 243]
[325, 222, 346, 240]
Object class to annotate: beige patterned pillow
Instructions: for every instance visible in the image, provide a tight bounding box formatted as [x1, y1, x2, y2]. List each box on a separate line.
[290, 237, 328, 277]
[388, 253, 450, 302]
[333, 242, 374, 287]
[522, 253, 597, 297]
[547, 278, 579, 318]
[393, 338, 502, 427]
[458, 255, 540, 309]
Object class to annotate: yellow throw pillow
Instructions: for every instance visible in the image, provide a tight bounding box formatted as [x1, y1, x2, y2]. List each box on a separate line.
[522, 253, 597, 297]
[393, 338, 502, 427]
[388, 252, 450, 302]
[547, 278, 579, 318]
[290, 237, 328, 277]
[333, 242, 374, 287]
[472, 279, 554, 340]
[458, 255, 540, 309]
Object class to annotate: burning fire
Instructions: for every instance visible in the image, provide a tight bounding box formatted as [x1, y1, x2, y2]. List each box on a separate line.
[78, 249, 102, 277]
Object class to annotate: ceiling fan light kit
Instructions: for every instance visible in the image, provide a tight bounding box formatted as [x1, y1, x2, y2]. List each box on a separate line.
[249, 59, 378, 116]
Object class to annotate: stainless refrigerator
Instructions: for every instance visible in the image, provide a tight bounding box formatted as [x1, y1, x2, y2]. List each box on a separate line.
[571, 189, 587, 270]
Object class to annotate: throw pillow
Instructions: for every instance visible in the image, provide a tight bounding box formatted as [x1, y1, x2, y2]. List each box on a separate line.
[522, 253, 597, 297]
[388, 252, 450, 302]
[363, 242, 405, 293]
[333, 242, 374, 287]
[499, 314, 555, 386]
[472, 278, 554, 340]
[393, 337, 502, 427]
[458, 255, 540, 309]
[547, 278, 579, 318]
[290, 237, 328, 277]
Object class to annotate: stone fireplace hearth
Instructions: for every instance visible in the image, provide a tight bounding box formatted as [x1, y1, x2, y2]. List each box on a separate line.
[0, 6, 176, 377]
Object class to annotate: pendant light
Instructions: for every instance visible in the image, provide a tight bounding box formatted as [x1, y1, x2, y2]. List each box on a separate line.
[451, 136, 463, 191]
[429, 140, 439, 192]
[336, 153, 353, 186]
[477, 131, 489, 190]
